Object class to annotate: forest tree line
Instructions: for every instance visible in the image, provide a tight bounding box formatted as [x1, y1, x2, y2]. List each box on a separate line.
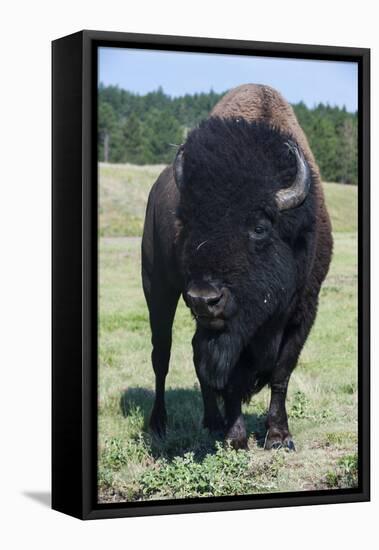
[98, 84, 358, 184]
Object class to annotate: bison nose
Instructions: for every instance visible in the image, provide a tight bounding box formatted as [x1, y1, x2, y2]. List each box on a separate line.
[186, 282, 225, 316]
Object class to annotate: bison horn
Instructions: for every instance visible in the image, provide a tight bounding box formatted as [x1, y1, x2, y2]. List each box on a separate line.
[275, 141, 310, 211]
[173, 145, 185, 189]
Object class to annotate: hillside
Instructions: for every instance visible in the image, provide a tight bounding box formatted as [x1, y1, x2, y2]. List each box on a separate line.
[99, 162, 358, 237]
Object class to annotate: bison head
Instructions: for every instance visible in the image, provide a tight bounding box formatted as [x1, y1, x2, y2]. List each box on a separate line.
[173, 117, 316, 389]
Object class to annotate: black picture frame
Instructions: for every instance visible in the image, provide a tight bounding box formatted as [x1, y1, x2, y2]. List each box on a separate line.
[52, 30, 370, 520]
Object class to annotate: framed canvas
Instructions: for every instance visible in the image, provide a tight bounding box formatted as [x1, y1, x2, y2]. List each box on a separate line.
[52, 30, 370, 520]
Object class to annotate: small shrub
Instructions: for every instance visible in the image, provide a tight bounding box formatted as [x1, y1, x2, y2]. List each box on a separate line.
[289, 391, 332, 421]
[100, 435, 149, 474]
[289, 391, 310, 419]
[139, 442, 282, 499]
[341, 382, 357, 395]
[325, 453, 358, 488]
[100, 438, 130, 471]
[324, 431, 357, 447]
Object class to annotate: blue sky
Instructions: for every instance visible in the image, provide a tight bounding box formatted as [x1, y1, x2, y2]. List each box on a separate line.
[99, 47, 358, 113]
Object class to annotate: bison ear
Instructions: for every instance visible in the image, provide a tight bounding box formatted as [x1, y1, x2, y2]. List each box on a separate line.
[173, 145, 185, 190]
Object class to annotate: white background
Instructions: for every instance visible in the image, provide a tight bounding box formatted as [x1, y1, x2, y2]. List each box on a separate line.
[0, 1, 376, 548]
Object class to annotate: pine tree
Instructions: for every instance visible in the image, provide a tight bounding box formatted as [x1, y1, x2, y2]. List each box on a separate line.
[98, 102, 116, 162]
[122, 113, 145, 164]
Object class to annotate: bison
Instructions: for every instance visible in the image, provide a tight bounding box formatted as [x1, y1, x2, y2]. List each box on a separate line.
[141, 84, 333, 450]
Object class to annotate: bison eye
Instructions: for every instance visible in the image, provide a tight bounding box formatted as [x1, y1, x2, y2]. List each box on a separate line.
[248, 221, 271, 240]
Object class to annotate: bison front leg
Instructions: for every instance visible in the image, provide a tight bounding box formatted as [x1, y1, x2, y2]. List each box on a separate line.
[222, 387, 248, 450]
[265, 376, 295, 451]
[198, 378, 225, 433]
[265, 305, 317, 451]
[146, 282, 180, 438]
[193, 354, 224, 433]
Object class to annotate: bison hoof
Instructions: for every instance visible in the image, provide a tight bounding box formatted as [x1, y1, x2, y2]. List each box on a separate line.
[149, 408, 167, 439]
[227, 436, 248, 450]
[225, 416, 248, 450]
[264, 430, 296, 452]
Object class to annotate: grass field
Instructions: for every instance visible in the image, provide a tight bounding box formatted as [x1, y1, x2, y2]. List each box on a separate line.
[98, 163, 358, 503]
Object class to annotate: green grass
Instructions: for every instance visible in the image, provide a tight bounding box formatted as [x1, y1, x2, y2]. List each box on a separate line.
[98, 163, 358, 503]
[323, 182, 358, 233]
[99, 163, 358, 236]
